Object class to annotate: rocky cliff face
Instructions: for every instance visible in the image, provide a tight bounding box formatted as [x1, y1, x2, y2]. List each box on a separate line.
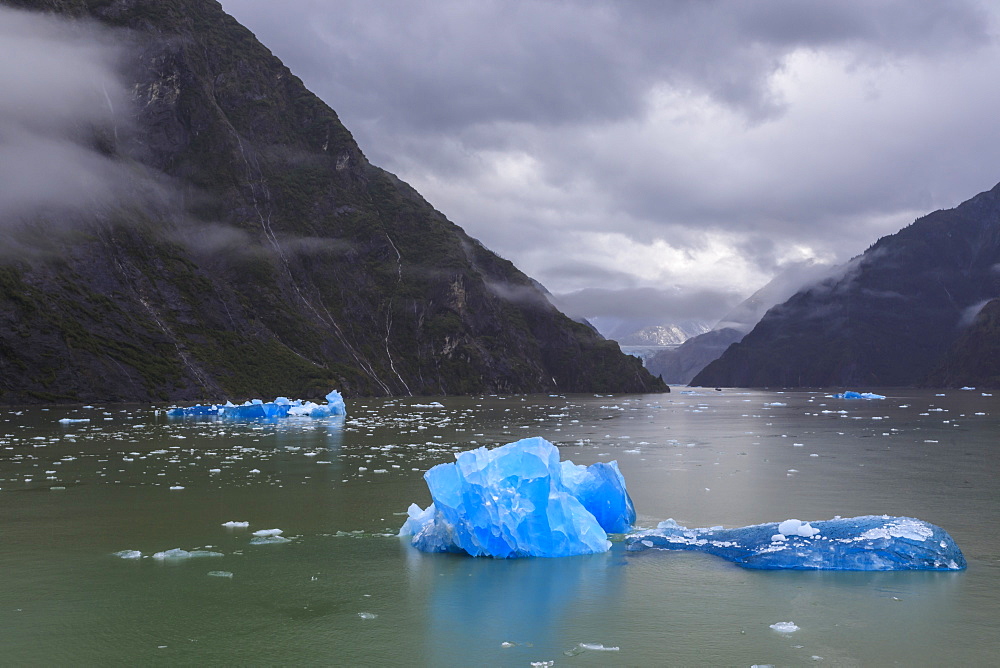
[693, 182, 1000, 388]
[0, 0, 666, 403]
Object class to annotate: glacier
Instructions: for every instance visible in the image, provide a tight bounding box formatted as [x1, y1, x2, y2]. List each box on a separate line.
[399, 437, 635, 558]
[625, 515, 967, 570]
[167, 390, 345, 420]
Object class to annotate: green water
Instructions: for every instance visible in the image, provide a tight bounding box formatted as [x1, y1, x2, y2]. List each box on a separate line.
[1, 390, 998, 665]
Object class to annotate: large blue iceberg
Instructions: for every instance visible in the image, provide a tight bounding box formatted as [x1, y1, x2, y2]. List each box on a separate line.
[626, 516, 966, 570]
[399, 437, 635, 558]
[167, 390, 346, 420]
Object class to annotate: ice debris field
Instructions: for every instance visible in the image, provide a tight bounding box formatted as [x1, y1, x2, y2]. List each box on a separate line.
[167, 390, 346, 420]
[400, 437, 966, 570]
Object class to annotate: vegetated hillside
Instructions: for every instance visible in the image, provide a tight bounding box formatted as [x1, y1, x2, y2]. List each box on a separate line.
[0, 0, 666, 403]
[925, 298, 1000, 388]
[693, 182, 1000, 388]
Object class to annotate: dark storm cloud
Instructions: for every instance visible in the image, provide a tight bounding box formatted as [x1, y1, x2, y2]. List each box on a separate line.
[224, 0, 989, 135]
[220, 0, 1000, 331]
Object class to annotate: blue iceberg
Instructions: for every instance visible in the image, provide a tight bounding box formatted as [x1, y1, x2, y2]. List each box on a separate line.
[399, 437, 635, 558]
[833, 391, 886, 399]
[626, 516, 966, 570]
[168, 390, 346, 420]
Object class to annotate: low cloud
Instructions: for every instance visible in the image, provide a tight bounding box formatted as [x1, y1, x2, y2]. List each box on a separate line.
[0, 7, 153, 235]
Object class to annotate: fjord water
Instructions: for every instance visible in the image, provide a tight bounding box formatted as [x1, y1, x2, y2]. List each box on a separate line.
[2, 390, 998, 665]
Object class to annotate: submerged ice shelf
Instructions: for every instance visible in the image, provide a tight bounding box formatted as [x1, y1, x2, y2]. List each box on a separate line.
[400, 437, 635, 558]
[167, 390, 346, 420]
[626, 515, 967, 570]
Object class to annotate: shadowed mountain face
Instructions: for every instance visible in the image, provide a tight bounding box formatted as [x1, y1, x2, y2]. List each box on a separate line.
[693, 182, 1000, 388]
[0, 0, 666, 403]
[925, 298, 1000, 389]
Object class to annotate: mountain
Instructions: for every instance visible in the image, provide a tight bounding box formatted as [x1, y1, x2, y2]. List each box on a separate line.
[0, 0, 666, 403]
[615, 322, 712, 346]
[645, 260, 833, 384]
[925, 298, 1000, 388]
[644, 327, 743, 385]
[693, 182, 1000, 388]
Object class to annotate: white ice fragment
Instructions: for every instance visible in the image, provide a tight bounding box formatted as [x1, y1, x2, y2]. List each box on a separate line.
[770, 621, 800, 633]
[252, 528, 283, 537]
[358, 612, 378, 619]
[222, 521, 249, 528]
[169, 486, 184, 491]
[207, 570, 234, 578]
[250, 535, 291, 545]
[578, 643, 620, 651]
[778, 519, 820, 537]
[113, 550, 142, 559]
[152, 548, 224, 560]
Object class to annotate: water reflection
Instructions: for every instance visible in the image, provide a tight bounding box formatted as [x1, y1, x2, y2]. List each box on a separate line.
[406, 544, 626, 664]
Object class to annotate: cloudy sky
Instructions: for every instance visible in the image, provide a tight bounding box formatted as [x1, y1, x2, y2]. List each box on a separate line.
[220, 0, 1000, 333]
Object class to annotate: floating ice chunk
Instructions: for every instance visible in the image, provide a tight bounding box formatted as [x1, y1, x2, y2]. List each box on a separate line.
[168, 390, 346, 420]
[252, 528, 283, 537]
[221, 521, 249, 528]
[357, 612, 378, 619]
[207, 570, 234, 578]
[113, 550, 142, 559]
[626, 515, 966, 570]
[250, 534, 291, 545]
[770, 621, 799, 633]
[578, 643, 620, 651]
[152, 548, 224, 560]
[832, 391, 886, 400]
[58, 418, 90, 423]
[400, 437, 635, 558]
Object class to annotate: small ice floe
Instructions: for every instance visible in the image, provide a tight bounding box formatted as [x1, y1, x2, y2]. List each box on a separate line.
[770, 621, 800, 633]
[207, 570, 234, 578]
[250, 528, 291, 545]
[113, 550, 142, 559]
[58, 418, 90, 423]
[357, 612, 378, 620]
[564, 642, 620, 656]
[169, 485, 185, 491]
[221, 521, 249, 528]
[152, 548, 224, 560]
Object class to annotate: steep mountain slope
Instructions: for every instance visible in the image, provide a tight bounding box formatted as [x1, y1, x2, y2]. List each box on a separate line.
[0, 0, 665, 403]
[925, 298, 1000, 388]
[693, 182, 1000, 387]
